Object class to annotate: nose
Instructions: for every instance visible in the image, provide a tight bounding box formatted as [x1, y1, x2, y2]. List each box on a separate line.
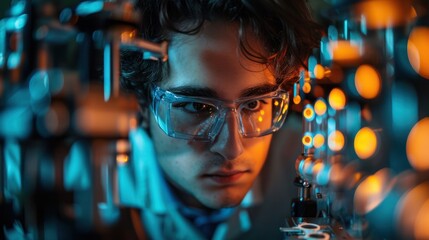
[209, 110, 244, 160]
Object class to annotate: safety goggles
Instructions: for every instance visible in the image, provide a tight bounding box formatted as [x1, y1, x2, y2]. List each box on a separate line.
[150, 84, 290, 141]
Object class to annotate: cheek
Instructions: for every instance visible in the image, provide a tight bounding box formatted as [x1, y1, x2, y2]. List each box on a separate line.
[248, 134, 272, 153]
[149, 116, 205, 177]
[149, 117, 197, 158]
[244, 135, 272, 166]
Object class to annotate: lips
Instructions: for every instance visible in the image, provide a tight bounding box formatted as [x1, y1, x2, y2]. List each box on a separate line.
[203, 170, 248, 185]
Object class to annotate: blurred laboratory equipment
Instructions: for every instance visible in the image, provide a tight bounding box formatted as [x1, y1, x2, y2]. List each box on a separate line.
[0, 0, 166, 239]
[1, 0, 429, 240]
[283, 0, 429, 239]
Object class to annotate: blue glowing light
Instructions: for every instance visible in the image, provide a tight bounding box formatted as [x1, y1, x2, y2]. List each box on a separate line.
[327, 117, 336, 135]
[328, 25, 338, 41]
[386, 27, 394, 57]
[14, 14, 27, 30]
[7, 52, 21, 69]
[10, 0, 26, 15]
[308, 55, 317, 78]
[0, 107, 32, 139]
[64, 142, 91, 190]
[29, 71, 50, 100]
[320, 36, 332, 64]
[4, 140, 22, 199]
[344, 19, 349, 40]
[76, 1, 103, 16]
[392, 81, 417, 138]
[104, 43, 111, 102]
[0, 20, 5, 67]
[360, 15, 367, 35]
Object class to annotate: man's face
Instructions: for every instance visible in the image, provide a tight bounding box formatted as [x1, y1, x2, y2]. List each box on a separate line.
[148, 22, 276, 210]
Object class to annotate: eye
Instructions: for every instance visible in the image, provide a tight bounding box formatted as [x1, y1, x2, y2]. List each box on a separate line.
[174, 102, 216, 114]
[242, 100, 265, 111]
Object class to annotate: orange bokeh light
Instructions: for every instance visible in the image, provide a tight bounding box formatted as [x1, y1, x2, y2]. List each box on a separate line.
[329, 40, 361, 63]
[406, 118, 429, 171]
[355, 64, 381, 99]
[314, 99, 327, 116]
[414, 199, 429, 239]
[293, 95, 301, 105]
[354, 127, 378, 160]
[116, 154, 129, 164]
[328, 88, 346, 110]
[328, 130, 345, 152]
[396, 182, 429, 239]
[354, 0, 413, 29]
[302, 134, 313, 147]
[302, 82, 312, 94]
[303, 105, 314, 121]
[354, 168, 392, 215]
[313, 134, 325, 149]
[314, 64, 325, 80]
[408, 27, 429, 80]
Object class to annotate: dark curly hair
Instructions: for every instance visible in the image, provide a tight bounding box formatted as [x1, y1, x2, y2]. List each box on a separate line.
[121, 0, 322, 108]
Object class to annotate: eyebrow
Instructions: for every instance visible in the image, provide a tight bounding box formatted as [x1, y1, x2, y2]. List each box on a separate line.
[167, 83, 278, 99]
[239, 83, 278, 97]
[168, 86, 219, 98]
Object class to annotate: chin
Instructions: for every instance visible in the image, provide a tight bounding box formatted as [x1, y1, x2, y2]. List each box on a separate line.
[200, 192, 247, 210]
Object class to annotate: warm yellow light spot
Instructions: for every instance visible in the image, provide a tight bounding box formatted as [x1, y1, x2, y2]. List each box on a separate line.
[329, 40, 361, 62]
[304, 71, 311, 82]
[302, 134, 313, 147]
[274, 100, 279, 106]
[258, 116, 263, 122]
[282, 104, 288, 114]
[354, 175, 382, 214]
[415, 199, 429, 239]
[354, 0, 412, 29]
[116, 154, 129, 164]
[302, 82, 311, 93]
[354, 127, 378, 160]
[314, 99, 327, 116]
[313, 134, 325, 149]
[312, 161, 324, 176]
[303, 106, 314, 120]
[328, 130, 345, 152]
[328, 88, 346, 110]
[355, 168, 392, 215]
[406, 118, 429, 171]
[299, 157, 314, 178]
[408, 27, 429, 80]
[314, 64, 325, 80]
[116, 139, 129, 153]
[354, 172, 362, 184]
[293, 95, 301, 104]
[396, 182, 429, 239]
[259, 110, 265, 116]
[355, 64, 381, 99]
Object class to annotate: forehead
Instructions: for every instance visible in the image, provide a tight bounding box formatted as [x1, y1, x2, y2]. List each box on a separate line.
[163, 21, 276, 99]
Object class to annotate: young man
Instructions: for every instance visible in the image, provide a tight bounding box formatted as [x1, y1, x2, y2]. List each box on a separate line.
[120, 1, 321, 239]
